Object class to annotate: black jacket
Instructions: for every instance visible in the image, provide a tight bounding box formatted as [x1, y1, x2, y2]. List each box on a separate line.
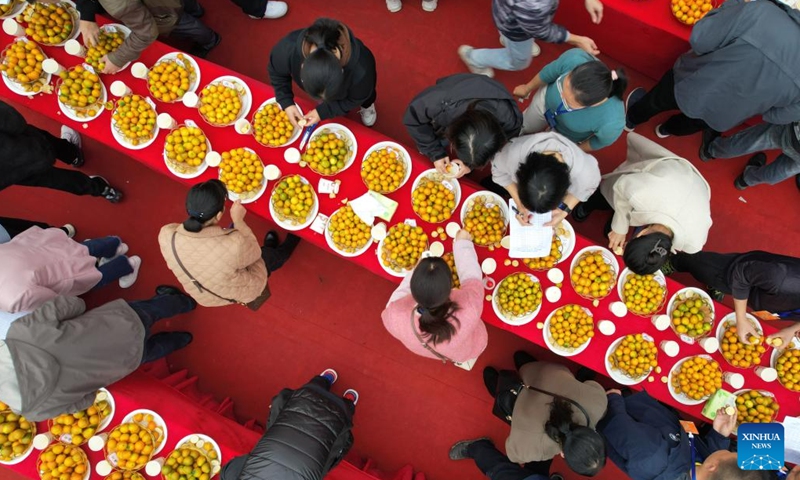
[220, 382, 354, 480]
[0, 101, 56, 191]
[403, 73, 523, 162]
[267, 26, 376, 121]
[727, 251, 800, 317]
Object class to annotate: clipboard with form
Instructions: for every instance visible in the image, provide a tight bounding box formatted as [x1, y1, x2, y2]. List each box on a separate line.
[509, 199, 554, 259]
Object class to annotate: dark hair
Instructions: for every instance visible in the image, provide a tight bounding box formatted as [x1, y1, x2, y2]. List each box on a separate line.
[711, 457, 773, 480]
[516, 152, 571, 213]
[623, 232, 672, 275]
[446, 108, 507, 171]
[569, 62, 628, 106]
[301, 18, 344, 101]
[544, 398, 606, 477]
[410, 257, 461, 345]
[183, 179, 227, 233]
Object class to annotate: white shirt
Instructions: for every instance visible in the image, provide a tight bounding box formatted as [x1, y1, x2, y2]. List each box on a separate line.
[0, 310, 27, 340]
[0, 341, 22, 411]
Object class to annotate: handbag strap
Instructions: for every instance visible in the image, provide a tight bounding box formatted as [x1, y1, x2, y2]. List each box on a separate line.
[410, 308, 454, 364]
[517, 382, 592, 427]
[170, 232, 245, 306]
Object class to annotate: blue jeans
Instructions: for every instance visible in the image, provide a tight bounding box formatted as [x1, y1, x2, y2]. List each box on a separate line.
[467, 440, 550, 480]
[83, 237, 133, 287]
[128, 294, 196, 364]
[708, 123, 800, 186]
[467, 35, 534, 71]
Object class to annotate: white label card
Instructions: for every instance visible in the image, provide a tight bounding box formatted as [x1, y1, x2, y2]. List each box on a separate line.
[310, 214, 328, 234]
[404, 219, 417, 227]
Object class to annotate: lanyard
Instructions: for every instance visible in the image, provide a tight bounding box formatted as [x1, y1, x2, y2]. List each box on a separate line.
[689, 433, 697, 480]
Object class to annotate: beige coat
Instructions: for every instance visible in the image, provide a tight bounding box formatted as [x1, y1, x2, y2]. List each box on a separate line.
[158, 224, 267, 307]
[506, 362, 608, 463]
[600, 133, 712, 254]
[99, 0, 181, 67]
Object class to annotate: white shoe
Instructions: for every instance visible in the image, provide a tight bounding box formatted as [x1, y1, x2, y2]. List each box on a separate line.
[60, 125, 81, 149]
[655, 124, 671, 139]
[98, 242, 129, 266]
[421, 0, 437, 11]
[386, 0, 402, 12]
[457, 45, 494, 78]
[61, 224, 76, 238]
[249, 1, 287, 18]
[360, 103, 377, 127]
[119, 255, 141, 289]
[499, 35, 541, 57]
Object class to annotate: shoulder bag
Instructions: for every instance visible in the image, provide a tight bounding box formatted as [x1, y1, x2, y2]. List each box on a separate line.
[492, 369, 591, 426]
[170, 232, 270, 311]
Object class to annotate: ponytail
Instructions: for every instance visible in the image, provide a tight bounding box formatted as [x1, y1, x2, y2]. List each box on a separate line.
[304, 18, 342, 52]
[609, 68, 628, 100]
[544, 398, 606, 477]
[182, 217, 204, 233]
[417, 302, 461, 345]
[544, 397, 575, 446]
[411, 257, 461, 345]
[182, 179, 227, 233]
[301, 18, 345, 100]
[570, 62, 628, 105]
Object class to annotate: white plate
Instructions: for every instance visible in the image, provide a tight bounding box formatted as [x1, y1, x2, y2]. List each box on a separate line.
[325, 206, 373, 258]
[199, 75, 252, 126]
[361, 141, 412, 193]
[0, 0, 26, 19]
[150, 52, 201, 100]
[716, 312, 764, 369]
[217, 147, 267, 204]
[0, 38, 51, 97]
[667, 287, 716, 344]
[770, 337, 800, 391]
[175, 433, 223, 467]
[491, 273, 542, 326]
[28, 0, 80, 46]
[543, 305, 594, 357]
[0, 419, 35, 465]
[459, 191, 509, 231]
[163, 122, 210, 179]
[604, 334, 656, 386]
[732, 389, 779, 433]
[376, 235, 411, 278]
[56, 64, 107, 122]
[615, 267, 668, 313]
[95, 388, 115, 433]
[667, 354, 719, 405]
[411, 168, 461, 223]
[95, 24, 132, 72]
[569, 246, 620, 299]
[110, 96, 159, 150]
[268, 175, 318, 231]
[307, 123, 358, 175]
[252, 97, 303, 147]
[555, 220, 576, 264]
[122, 409, 168, 455]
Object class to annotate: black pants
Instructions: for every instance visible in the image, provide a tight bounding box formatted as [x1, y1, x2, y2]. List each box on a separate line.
[305, 375, 356, 418]
[627, 69, 712, 137]
[671, 251, 737, 294]
[0, 217, 52, 238]
[171, 0, 217, 49]
[128, 293, 196, 364]
[580, 190, 613, 214]
[361, 88, 377, 109]
[228, 0, 268, 17]
[468, 440, 551, 480]
[261, 234, 300, 274]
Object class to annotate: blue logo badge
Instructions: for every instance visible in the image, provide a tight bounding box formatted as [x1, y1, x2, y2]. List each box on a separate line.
[738, 423, 784, 471]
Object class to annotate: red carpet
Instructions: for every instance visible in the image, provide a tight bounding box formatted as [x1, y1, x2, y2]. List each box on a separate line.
[1, 1, 799, 480]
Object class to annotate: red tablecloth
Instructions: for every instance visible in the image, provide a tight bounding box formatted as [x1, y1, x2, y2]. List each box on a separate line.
[1, 15, 796, 438]
[3, 373, 384, 480]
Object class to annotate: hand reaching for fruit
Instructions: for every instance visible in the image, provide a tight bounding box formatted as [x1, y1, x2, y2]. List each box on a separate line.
[608, 230, 626, 252]
[230, 200, 246, 225]
[283, 105, 303, 130]
[101, 55, 121, 74]
[80, 20, 99, 47]
[712, 407, 737, 437]
[433, 157, 450, 175]
[303, 109, 321, 127]
[736, 314, 761, 345]
[567, 34, 600, 56]
[767, 325, 800, 350]
[584, 0, 604, 24]
[455, 228, 472, 242]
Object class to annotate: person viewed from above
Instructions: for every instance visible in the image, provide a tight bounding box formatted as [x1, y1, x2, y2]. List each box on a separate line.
[0, 101, 121, 202]
[227, 0, 288, 19]
[404, 73, 523, 178]
[449, 436, 566, 480]
[572, 133, 712, 275]
[512, 49, 627, 152]
[385, 0, 438, 13]
[458, 0, 603, 77]
[699, 120, 800, 191]
[663, 250, 800, 346]
[268, 18, 378, 127]
[0, 289, 195, 421]
[625, 0, 800, 139]
[483, 352, 608, 477]
[74, 0, 221, 71]
[381, 230, 487, 364]
[0, 217, 75, 244]
[598, 390, 772, 480]
[487, 131, 600, 227]
[158, 180, 299, 308]
[220, 369, 357, 480]
[0, 226, 141, 313]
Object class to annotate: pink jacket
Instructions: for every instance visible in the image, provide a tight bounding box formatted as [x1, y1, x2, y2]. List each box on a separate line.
[381, 239, 488, 363]
[0, 227, 101, 313]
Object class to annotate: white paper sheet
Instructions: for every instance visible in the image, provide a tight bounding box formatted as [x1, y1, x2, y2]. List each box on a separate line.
[782, 416, 800, 464]
[508, 199, 554, 259]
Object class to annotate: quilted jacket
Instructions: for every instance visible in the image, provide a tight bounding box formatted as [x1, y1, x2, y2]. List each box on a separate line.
[158, 223, 267, 307]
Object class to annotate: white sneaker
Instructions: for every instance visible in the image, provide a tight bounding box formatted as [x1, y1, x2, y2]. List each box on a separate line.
[386, 0, 402, 12]
[119, 255, 141, 289]
[61, 224, 76, 238]
[655, 124, 671, 139]
[249, 0, 287, 19]
[499, 35, 541, 57]
[457, 45, 494, 78]
[422, 0, 437, 11]
[61, 125, 81, 149]
[98, 242, 129, 266]
[359, 103, 377, 127]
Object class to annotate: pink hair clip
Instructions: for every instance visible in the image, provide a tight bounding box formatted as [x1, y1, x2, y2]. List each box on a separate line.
[611, 70, 619, 81]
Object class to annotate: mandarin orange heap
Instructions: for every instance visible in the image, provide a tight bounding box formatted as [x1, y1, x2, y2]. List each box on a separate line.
[164, 126, 207, 174]
[463, 196, 506, 246]
[362, 147, 406, 193]
[442, 252, 460, 289]
[524, 232, 562, 271]
[412, 176, 456, 224]
[112, 95, 156, 146]
[253, 102, 294, 147]
[58, 65, 103, 116]
[671, 0, 713, 26]
[670, 293, 713, 338]
[105, 471, 144, 480]
[776, 347, 800, 392]
[199, 83, 242, 126]
[570, 251, 615, 299]
[623, 273, 666, 315]
[328, 204, 371, 253]
[735, 390, 779, 425]
[303, 130, 352, 176]
[0, 409, 34, 462]
[721, 322, 765, 369]
[147, 55, 194, 103]
[161, 446, 212, 480]
[105, 422, 154, 471]
[0, 39, 46, 91]
[671, 356, 722, 401]
[609, 334, 658, 379]
[496, 272, 542, 319]
[548, 304, 594, 350]
[37, 443, 86, 480]
[86, 29, 124, 71]
[380, 223, 427, 272]
[0, 0, 20, 16]
[218, 148, 264, 197]
[22, 3, 74, 45]
[271, 175, 315, 225]
[49, 397, 112, 446]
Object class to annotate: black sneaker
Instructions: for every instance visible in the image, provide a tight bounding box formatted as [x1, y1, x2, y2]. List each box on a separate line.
[734, 153, 766, 190]
[660, 258, 676, 276]
[449, 438, 490, 461]
[571, 203, 590, 222]
[550, 474, 565, 480]
[513, 350, 536, 371]
[734, 174, 749, 190]
[576, 366, 597, 383]
[90, 175, 123, 203]
[624, 87, 646, 132]
[482, 367, 499, 398]
[156, 285, 184, 296]
[264, 231, 279, 249]
[698, 129, 718, 162]
[191, 32, 221, 59]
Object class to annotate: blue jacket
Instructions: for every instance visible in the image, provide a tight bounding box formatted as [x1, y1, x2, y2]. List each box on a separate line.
[598, 392, 730, 480]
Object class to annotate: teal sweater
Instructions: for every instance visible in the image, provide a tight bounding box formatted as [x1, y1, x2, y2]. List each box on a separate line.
[540, 49, 625, 150]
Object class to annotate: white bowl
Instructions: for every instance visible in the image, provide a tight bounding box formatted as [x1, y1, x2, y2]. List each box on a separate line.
[38, 0, 80, 46]
[122, 408, 168, 455]
[555, 220, 576, 264]
[569, 246, 620, 300]
[307, 123, 358, 175]
[175, 433, 223, 466]
[57, 64, 107, 122]
[667, 354, 719, 405]
[615, 267, 668, 315]
[731, 389, 779, 433]
[543, 305, 594, 357]
[492, 273, 542, 326]
[251, 97, 303, 147]
[110, 95, 159, 150]
[325, 206, 373, 258]
[604, 334, 656, 386]
[360, 141, 412, 193]
[0, 0, 26, 19]
[411, 168, 461, 223]
[94, 388, 116, 433]
[162, 122, 210, 179]
[268, 175, 318, 231]
[0, 37, 51, 97]
[218, 147, 267, 204]
[716, 312, 764, 369]
[667, 287, 716, 344]
[199, 75, 252, 126]
[770, 337, 800, 391]
[0, 420, 35, 465]
[376, 236, 411, 278]
[459, 191, 509, 230]
[149, 51, 201, 101]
